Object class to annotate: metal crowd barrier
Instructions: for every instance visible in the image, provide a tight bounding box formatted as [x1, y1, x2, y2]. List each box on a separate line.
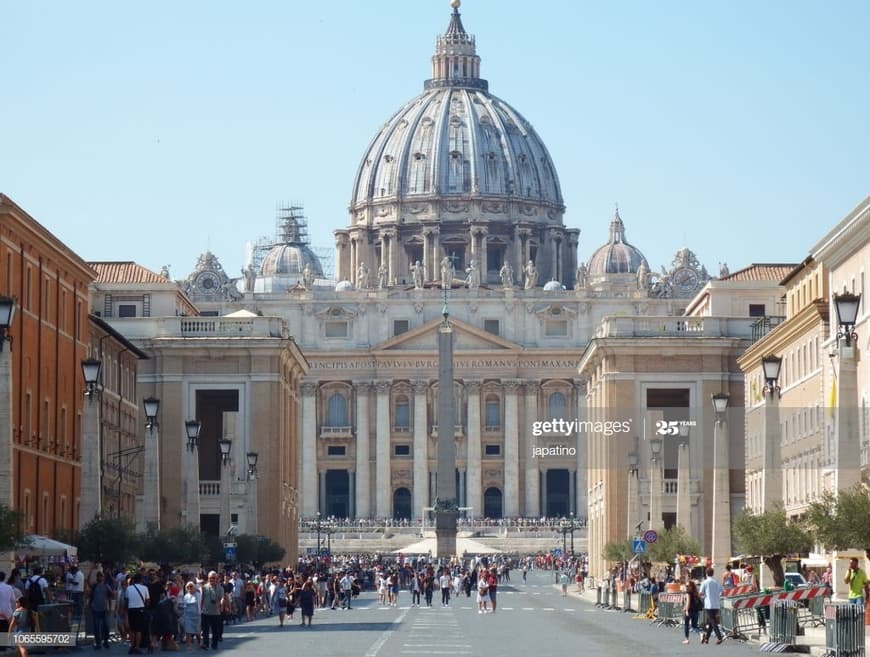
[653, 592, 683, 627]
[634, 591, 655, 619]
[622, 588, 633, 612]
[768, 599, 798, 646]
[798, 594, 827, 628]
[824, 603, 865, 657]
[720, 597, 759, 640]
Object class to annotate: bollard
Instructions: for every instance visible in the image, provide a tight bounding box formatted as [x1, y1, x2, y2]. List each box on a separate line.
[596, 585, 603, 606]
[610, 586, 618, 609]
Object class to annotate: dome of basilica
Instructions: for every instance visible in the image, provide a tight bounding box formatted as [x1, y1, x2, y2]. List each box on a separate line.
[350, 3, 563, 211]
[587, 209, 649, 275]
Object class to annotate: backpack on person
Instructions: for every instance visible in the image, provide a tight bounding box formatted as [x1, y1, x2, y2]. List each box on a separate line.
[26, 576, 45, 610]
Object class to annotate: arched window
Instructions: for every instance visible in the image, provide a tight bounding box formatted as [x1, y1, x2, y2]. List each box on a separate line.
[485, 395, 500, 429]
[394, 396, 410, 431]
[548, 391, 567, 420]
[327, 393, 348, 426]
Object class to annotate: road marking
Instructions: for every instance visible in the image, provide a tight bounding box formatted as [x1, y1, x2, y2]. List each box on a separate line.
[543, 608, 555, 611]
[522, 607, 535, 611]
[364, 606, 410, 657]
[501, 607, 514, 610]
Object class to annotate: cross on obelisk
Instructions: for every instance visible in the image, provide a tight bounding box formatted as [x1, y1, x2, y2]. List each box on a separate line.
[435, 257, 458, 559]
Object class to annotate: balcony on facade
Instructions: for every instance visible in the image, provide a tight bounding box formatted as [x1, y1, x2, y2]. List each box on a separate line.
[594, 315, 757, 339]
[750, 315, 786, 343]
[102, 315, 290, 340]
[429, 424, 464, 438]
[320, 426, 353, 438]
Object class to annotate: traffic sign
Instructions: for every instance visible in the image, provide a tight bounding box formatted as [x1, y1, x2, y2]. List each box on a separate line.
[224, 546, 237, 562]
[632, 538, 646, 554]
[643, 529, 658, 544]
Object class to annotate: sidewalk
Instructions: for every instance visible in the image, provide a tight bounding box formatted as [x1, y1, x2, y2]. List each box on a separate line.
[559, 584, 867, 656]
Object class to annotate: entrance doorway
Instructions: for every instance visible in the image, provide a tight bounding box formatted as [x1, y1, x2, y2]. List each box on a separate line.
[483, 487, 503, 519]
[546, 469, 570, 517]
[325, 470, 350, 518]
[393, 488, 412, 520]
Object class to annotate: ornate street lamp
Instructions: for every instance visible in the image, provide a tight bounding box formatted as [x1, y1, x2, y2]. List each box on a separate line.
[143, 397, 160, 433]
[185, 419, 201, 451]
[81, 358, 102, 399]
[219, 438, 232, 466]
[649, 436, 663, 462]
[628, 450, 639, 474]
[0, 296, 16, 350]
[761, 355, 782, 398]
[712, 393, 729, 420]
[833, 290, 861, 347]
[246, 451, 258, 477]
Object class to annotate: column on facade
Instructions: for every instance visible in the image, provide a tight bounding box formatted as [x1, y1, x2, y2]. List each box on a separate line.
[318, 471, 326, 517]
[676, 443, 691, 532]
[412, 381, 429, 518]
[422, 228, 431, 283]
[142, 424, 160, 529]
[348, 471, 356, 519]
[354, 382, 371, 518]
[513, 224, 523, 276]
[573, 380, 587, 517]
[479, 231, 489, 281]
[375, 381, 392, 518]
[300, 382, 318, 517]
[349, 238, 357, 287]
[524, 382, 540, 517]
[465, 381, 482, 518]
[431, 228, 441, 280]
[503, 380, 521, 517]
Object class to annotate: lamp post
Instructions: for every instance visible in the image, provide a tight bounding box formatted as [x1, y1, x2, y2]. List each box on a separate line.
[79, 358, 103, 527]
[246, 451, 258, 535]
[568, 512, 577, 556]
[627, 450, 640, 539]
[649, 436, 663, 531]
[141, 397, 161, 529]
[711, 393, 731, 568]
[760, 355, 782, 510]
[560, 517, 568, 556]
[219, 438, 232, 535]
[833, 290, 862, 491]
[184, 420, 202, 529]
[0, 297, 15, 508]
[316, 511, 322, 562]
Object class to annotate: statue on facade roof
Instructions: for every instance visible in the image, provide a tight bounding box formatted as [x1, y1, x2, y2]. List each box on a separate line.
[302, 263, 315, 290]
[574, 262, 588, 290]
[523, 260, 538, 289]
[499, 261, 514, 288]
[465, 259, 480, 289]
[411, 260, 424, 289]
[377, 263, 388, 289]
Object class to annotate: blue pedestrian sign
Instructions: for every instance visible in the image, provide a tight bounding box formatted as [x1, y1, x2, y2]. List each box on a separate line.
[632, 538, 646, 555]
[224, 546, 236, 562]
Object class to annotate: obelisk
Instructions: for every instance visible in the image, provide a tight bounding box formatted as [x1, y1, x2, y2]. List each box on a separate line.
[434, 282, 457, 558]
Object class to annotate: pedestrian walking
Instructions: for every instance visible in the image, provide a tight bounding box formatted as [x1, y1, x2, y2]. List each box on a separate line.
[681, 579, 702, 644]
[699, 567, 724, 644]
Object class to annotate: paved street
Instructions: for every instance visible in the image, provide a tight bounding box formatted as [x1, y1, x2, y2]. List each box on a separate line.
[100, 571, 765, 657]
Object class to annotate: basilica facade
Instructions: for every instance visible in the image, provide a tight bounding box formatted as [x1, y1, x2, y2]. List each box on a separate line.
[181, 2, 713, 526]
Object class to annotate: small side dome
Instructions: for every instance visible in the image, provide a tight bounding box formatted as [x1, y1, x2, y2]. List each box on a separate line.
[335, 280, 354, 292]
[543, 280, 564, 291]
[588, 208, 649, 276]
[260, 244, 324, 277]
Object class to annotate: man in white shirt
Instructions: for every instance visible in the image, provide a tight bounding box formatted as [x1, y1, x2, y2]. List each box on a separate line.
[125, 573, 150, 655]
[0, 571, 18, 634]
[65, 564, 85, 614]
[439, 571, 452, 606]
[699, 567, 724, 644]
[339, 572, 354, 610]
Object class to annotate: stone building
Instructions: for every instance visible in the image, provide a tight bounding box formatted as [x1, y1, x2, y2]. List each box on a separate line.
[183, 3, 713, 527]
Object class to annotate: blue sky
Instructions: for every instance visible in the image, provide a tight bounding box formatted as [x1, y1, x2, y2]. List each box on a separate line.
[2, 0, 868, 280]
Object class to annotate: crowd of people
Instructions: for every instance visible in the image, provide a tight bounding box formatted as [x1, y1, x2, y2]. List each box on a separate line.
[299, 516, 588, 532]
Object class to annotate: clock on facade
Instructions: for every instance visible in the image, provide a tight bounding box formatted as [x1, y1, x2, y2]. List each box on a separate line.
[195, 271, 220, 291]
[672, 267, 699, 291]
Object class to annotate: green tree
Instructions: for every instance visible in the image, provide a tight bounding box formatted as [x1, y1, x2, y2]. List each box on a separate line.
[732, 507, 812, 586]
[235, 534, 286, 567]
[806, 485, 870, 559]
[139, 525, 210, 566]
[0, 503, 25, 552]
[647, 526, 701, 564]
[77, 517, 139, 564]
[602, 539, 633, 563]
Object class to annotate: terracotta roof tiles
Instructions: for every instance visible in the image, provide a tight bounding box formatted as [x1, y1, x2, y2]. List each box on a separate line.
[89, 261, 170, 285]
[721, 263, 797, 283]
